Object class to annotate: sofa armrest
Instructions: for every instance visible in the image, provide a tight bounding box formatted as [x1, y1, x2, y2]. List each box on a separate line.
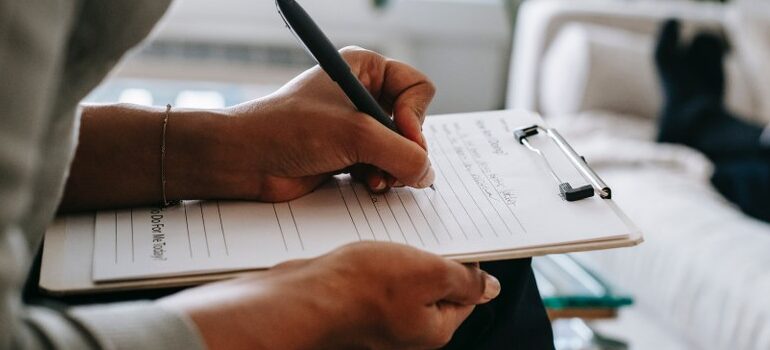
[506, 0, 727, 113]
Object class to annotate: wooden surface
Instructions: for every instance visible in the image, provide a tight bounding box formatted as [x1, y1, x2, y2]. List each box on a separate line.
[547, 308, 618, 320]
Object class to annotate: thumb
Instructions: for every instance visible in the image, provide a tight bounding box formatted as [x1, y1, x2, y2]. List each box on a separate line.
[353, 116, 435, 188]
[441, 261, 501, 305]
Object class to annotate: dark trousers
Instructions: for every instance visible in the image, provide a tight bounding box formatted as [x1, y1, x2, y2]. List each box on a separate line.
[443, 258, 555, 350]
[710, 154, 770, 222]
[659, 97, 770, 222]
[654, 20, 770, 223]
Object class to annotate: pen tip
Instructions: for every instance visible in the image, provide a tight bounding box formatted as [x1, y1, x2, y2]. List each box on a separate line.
[430, 184, 436, 191]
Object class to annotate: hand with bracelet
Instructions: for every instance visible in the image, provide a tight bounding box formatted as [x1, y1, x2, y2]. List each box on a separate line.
[60, 46, 500, 349]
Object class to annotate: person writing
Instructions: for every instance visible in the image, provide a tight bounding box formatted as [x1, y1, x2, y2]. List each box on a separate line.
[1, 1, 553, 349]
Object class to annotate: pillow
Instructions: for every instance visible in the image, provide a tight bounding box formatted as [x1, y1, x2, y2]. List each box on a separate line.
[727, 1, 770, 124]
[539, 22, 755, 120]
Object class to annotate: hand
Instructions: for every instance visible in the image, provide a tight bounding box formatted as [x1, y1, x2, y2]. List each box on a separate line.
[220, 46, 436, 202]
[159, 242, 501, 350]
[61, 47, 434, 210]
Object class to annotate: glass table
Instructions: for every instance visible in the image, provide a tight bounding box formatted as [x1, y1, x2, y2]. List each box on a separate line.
[534, 254, 633, 350]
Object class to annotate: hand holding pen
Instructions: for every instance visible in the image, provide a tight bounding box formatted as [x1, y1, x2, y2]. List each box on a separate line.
[220, 46, 436, 202]
[276, 0, 436, 192]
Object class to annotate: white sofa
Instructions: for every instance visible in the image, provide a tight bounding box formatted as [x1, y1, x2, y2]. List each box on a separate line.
[507, 1, 770, 349]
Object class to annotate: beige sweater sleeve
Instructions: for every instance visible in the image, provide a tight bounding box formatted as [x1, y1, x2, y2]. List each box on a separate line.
[0, 1, 205, 348]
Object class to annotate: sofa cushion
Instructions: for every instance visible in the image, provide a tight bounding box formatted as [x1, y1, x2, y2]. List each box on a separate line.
[727, 1, 770, 124]
[539, 22, 755, 120]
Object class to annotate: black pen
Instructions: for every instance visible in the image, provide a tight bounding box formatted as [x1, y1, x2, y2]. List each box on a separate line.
[276, 0, 396, 131]
[276, 0, 436, 190]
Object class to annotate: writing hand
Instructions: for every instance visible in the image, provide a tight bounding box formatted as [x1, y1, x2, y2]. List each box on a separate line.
[221, 46, 435, 201]
[62, 47, 432, 210]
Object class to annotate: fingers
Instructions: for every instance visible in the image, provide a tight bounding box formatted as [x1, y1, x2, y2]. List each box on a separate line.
[364, 169, 395, 193]
[339, 46, 434, 150]
[272, 258, 311, 271]
[320, 243, 495, 349]
[349, 164, 394, 193]
[417, 262, 499, 348]
[383, 59, 435, 150]
[440, 260, 501, 305]
[257, 174, 330, 202]
[416, 261, 497, 349]
[352, 117, 435, 188]
[335, 47, 436, 189]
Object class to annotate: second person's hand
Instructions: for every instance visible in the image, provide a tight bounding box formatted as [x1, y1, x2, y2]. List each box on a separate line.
[159, 242, 501, 350]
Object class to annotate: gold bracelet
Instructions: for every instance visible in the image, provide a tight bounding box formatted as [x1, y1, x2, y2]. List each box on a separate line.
[161, 104, 180, 207]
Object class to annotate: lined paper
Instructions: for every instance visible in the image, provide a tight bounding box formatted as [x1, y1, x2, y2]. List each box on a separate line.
[92, 111, 631, 282]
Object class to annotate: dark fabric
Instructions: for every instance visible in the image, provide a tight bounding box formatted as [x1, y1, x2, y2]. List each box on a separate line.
[443, 259, 555, 350]
[655, 19, 770, 222]
[712, 157, 770, 222]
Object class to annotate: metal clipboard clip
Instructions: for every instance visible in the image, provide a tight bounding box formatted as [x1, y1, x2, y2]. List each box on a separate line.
[514, 125, 611, 202]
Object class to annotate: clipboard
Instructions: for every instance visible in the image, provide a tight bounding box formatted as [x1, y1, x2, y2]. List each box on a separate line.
[39, 110, 643, 295]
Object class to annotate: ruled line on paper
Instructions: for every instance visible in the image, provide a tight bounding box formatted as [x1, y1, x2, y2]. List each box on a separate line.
[382, 192, 409, 244]
[434, 130, 500, 237]
[349, 181, 377, 241]
[287, 202, 305, 251]
[395, 190, 426, 247]
[451, 125, 527, 235]
[130, 209, 136, 262]
[423, 175, 467, 240]
[370, 192, 392, 242]
[199, 203, 211, 258]
[272, 204, 289, 251]
[336, 179, 363, 241]
[216, 202, 230, 256]
[114, 212, 117, 264]
[405, 190, 441, 244]
[430, 137, 483, 238]
[416, 190, 455, 241]
[183, 203, 193, 258]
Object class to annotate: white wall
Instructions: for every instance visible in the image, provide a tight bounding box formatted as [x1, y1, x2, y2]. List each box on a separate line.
[114, 0, 511, 114]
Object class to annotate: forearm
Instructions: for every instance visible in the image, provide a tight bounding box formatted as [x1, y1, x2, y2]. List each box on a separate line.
[60, 103, 245, 212]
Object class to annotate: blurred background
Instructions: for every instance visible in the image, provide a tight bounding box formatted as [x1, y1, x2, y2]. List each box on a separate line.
[89, 0, 511, 113]
[89, 1, 770, 349]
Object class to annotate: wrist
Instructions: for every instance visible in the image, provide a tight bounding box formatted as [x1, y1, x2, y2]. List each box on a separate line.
[164, 106, 263, 201]
[160, 279, 343, 350]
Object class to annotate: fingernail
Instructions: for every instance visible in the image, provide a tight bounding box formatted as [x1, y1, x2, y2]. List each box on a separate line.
[416, 167, 435, 188]
[371, 177, 387, 192]
[393, 180, 405, 188]
[481, 274, 501, 302]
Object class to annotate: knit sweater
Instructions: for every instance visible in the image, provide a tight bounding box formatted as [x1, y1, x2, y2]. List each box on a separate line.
[0, 1, 205, 348]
